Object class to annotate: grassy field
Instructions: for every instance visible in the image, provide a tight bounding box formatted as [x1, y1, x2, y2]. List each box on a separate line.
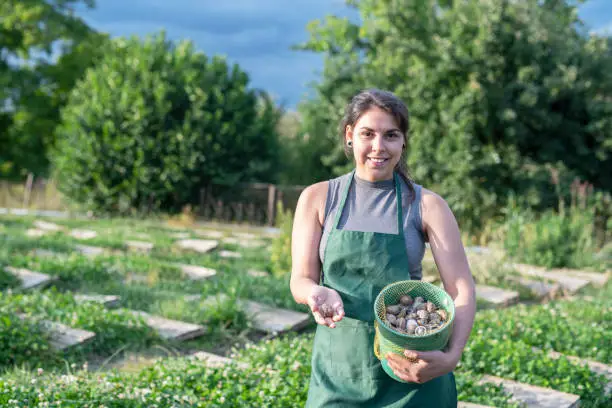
[0, 214, 610, 407]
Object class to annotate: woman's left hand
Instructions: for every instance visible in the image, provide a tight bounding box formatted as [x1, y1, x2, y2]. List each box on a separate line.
[385, 349, 459, 384]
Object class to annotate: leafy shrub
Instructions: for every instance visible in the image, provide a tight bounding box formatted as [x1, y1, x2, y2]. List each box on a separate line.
[53, 31, 280, 215]
[270, 202, 293, 278]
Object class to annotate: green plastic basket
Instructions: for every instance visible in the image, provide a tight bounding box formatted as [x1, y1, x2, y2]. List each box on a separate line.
[373, 280, 455, 382]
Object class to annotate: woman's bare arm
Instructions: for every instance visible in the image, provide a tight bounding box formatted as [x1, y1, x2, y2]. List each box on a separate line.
[289, 181, 328, 305]
[421, 189, 476, 362]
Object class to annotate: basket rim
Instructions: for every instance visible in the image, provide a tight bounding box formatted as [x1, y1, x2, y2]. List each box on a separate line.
[374, 280, 455, 340]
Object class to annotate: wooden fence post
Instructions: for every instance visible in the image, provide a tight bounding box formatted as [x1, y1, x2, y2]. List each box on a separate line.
[267, 184, 277, 227]
[22, 173, 34, 209]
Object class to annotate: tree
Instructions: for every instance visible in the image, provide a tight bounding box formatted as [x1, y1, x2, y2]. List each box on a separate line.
[297, 0, 612, 231]
[0, 0, 102, 179]
[53, 32, 281, 215]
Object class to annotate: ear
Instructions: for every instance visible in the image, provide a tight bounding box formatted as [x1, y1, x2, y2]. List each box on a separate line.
[345, 125, 354, 145]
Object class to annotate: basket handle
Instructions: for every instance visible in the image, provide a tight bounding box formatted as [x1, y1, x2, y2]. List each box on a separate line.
[373, 322, 382, 360]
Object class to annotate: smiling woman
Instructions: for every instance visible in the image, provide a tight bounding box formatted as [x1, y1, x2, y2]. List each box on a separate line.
[290, 89, 476, 407]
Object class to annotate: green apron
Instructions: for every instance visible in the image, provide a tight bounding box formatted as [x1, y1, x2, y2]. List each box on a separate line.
[306, 170, 457, 408]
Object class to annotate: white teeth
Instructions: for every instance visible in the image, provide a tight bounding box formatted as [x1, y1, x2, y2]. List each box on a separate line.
[370, 158, 386, 163]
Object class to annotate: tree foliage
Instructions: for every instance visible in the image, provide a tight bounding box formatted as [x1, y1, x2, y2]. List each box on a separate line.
[297, 0, 612, 231]
[0, 0, 104, 179]
[53, 32, 281, 215]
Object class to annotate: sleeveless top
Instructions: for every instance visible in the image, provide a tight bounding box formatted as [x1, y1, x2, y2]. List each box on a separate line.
[319, 171, 426, 280]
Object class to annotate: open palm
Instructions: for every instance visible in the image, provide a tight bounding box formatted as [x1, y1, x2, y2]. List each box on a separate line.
[307, 286, 345, 328]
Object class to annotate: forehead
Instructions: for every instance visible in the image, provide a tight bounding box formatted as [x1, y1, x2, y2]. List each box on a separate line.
[354, 107, 399, 130]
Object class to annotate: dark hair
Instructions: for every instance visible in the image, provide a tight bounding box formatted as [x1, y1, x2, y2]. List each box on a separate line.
[340, 88, 415, 200]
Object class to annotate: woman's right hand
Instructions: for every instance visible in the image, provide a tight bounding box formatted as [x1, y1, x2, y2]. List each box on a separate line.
[307, 285, 345, 328]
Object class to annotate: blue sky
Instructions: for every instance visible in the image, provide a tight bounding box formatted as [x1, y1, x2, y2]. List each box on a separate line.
[76, 0, 612, 110]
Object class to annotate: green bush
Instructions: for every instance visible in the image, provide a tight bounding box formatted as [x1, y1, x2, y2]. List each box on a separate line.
[270, 202, 293, 278]
[53, 31, 280, 215]
[499, 203, 599, 270]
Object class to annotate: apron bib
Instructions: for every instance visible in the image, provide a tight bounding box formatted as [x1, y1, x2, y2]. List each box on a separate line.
[306, 170, 457, 408]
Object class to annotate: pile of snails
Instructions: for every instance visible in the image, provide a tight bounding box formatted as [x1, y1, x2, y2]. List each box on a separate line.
[384, 295, 448, 336]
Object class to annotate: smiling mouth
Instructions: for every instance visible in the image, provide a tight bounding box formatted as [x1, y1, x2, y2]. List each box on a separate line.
[368, 158, 388, 164]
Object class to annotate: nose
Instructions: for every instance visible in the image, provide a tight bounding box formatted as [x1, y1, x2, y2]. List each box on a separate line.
[371, 134, 385, 152]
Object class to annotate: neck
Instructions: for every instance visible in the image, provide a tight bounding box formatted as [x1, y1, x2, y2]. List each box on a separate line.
[354, 168, 394, 183]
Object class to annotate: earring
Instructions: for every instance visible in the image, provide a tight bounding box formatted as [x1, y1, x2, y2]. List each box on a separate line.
[347, 140, 353, 147]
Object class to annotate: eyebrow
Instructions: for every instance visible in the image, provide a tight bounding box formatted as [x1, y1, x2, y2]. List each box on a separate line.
[359, 126, 401, 133]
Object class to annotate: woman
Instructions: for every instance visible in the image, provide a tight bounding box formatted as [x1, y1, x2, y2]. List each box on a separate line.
[290, 89, 476, 407]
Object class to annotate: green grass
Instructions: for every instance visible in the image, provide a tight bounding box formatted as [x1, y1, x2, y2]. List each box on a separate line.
[0, 213, 609, 407]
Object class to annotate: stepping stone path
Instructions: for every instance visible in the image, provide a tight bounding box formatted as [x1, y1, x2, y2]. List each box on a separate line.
[128, 311, 206, 341]
[480, 375, 580, 408]
[202, 294, 310, 334]
[17, 314, 96, 351]
[70, 229, 98, 240]
[195, 230, 225, 239]
[125, 240, 154, 253]
[506, 276, 561, 299]
[247, 269, 270, 278]
[75, 244, 105, 257]
[26, 228, 48, 238]
[510, 263, 591, 293]
[42, 320, 96, 351]
[170, 232, 190, 239]
[238, 239, 265, 248]
[532, 347, 612, 394]
[458, 403, 495, 408]
[233, 232, 258, 239]
[475, 284, 519, 306]
[176, 239, 219, 253]
[219, 250, 242, 259]
[191, 351, 248, 369]
[131, 232, 151, 240]
[222, 237, 240, 245]
[31, 248, 65, 259]
[4, 266, 55, 290]
[176, 264, 217, 280]
[74, 294, 121, 308]
[33, 220, 64, 231]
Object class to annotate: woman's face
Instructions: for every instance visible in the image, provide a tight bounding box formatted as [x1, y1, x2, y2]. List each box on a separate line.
[346, 107, 405, 182]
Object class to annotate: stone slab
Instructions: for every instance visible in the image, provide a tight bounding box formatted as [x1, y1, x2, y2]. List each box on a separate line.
[31, 248, 66, 259]
[203, 294, 310, 334]
[458, 403, 496, 408]
[170, 232, 190, 239]
[247, 269, 270, 278]
[43, 320, 96, 351]
[70, 229, 98, 240]
[475, 284, 519, 306]
[219, 250, 242, 259]
[549, 268, 609, 286]
[194, 230, 225, 239]
[74, 294, 120, 308]
[480, 375, 580, 408]
[506, 276, 561, 298]
[233, 232, 258, 239]
[222, 237, 240, 245]
[176, 239, 219, 254]
[125, 240, 154, 253]
[4, 266, 55, 290]
[33, 220, 64, 231]
[26, 228, 48, 238]
[238, 239, 265, 248]
[191, 351, 248, 369]
[75, 244, 105, 257]
[176, 264, 217, 280]
[128, 311, 206, 341]
[534, 347, 612, 394]
[511, 263, 591, 293]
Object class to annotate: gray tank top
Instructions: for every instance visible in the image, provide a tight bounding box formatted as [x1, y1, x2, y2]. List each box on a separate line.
[319, 172, 425, 280]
